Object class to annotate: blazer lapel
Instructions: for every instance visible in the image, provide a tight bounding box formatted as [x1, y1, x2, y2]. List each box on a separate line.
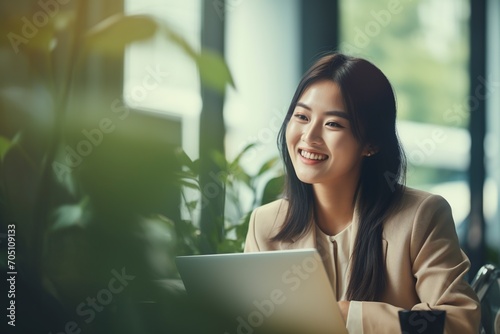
[279, 222, 317, 250]
[348, 198, 361, 258]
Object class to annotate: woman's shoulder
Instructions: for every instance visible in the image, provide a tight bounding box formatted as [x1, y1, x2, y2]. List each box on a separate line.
[251, 198, 288, 222]
[249, 199, 289, 234]
[244, 199, 289, 251]
[384, 187, 454, 232]
[384, 188, 455, 245]
[398, 187, 451, 212]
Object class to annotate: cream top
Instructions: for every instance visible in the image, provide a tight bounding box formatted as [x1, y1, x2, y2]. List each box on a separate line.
[315, 222, 354, 300]
[315, 222, 364, 333]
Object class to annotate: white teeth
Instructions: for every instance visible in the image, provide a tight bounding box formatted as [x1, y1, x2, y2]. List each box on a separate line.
[300, 150, 327, 161]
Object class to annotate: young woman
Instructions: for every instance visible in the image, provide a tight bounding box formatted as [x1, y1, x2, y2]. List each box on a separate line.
[244, 53, 480, 333]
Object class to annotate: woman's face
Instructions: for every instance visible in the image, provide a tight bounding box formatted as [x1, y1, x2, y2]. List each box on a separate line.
[286, 80, 368, 187]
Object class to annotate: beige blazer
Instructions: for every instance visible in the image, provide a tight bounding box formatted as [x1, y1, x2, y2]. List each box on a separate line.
[244, 187, 481, 333]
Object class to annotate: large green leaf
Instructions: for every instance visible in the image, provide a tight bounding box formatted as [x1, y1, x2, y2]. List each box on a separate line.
[229, 142, 257, 170]
[50, 198, 90, 230]
[0, 133, 23, 162]
[261, 175, 284, 205]
[160, 23, 196, 59]
[211, 150, 229, 171]
[230, 165, 252, 188]
[85, 14, 157, 55]
[257, 156, 280, 176]
[0, 136, 11, 161]
[196, 49, 234, 93]
[160, 23, 235, 93]
[175, 147, 196, 171]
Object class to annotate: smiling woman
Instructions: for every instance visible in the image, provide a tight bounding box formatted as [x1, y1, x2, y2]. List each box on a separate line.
[286, 80, 365, 193]
[244, 53, 481, 334]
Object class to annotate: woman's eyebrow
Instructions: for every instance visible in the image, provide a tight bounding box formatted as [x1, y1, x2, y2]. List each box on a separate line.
[296, 102, 350, 120]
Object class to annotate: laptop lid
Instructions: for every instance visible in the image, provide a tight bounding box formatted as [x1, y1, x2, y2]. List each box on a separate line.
[176, 249, 348, 334]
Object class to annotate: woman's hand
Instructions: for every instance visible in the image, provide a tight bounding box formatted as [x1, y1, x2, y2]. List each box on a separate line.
[338, 300, 350, 323]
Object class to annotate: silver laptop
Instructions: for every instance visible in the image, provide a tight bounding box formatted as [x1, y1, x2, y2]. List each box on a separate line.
[176, 249, 348, 334]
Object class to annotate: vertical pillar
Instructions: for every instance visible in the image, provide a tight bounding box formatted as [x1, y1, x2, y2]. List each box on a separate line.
[466, 0, 487, 278]
[198, 0, 226, 253]
[300, 0, 339, 73]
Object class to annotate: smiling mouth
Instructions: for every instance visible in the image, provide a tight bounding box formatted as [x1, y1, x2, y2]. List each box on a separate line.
[299, 149, 328, 161]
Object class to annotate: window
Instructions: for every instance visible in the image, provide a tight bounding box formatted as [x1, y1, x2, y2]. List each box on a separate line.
[124, 0, 202, 158]
[340, 0, 473, 228]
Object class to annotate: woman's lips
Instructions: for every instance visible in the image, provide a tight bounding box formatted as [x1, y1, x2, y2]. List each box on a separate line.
[298, 149, 328, 163]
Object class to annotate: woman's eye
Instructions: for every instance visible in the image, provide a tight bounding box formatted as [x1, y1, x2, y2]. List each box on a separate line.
[326, 121, 344, 128]
[294, 114, 308, 121]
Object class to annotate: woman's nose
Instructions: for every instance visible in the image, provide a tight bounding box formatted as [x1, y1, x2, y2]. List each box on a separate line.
[301, 122, 322, 145]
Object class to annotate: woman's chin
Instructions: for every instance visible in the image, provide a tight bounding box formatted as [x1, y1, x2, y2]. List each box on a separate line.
[295, 174, 320, 185]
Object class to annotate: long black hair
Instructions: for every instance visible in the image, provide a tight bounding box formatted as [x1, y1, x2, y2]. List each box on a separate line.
[273, 53, 407, 301]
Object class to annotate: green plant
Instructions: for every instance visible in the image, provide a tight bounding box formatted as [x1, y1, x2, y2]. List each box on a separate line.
[174, 143, 284, 256]
[0, 2, 235, 333]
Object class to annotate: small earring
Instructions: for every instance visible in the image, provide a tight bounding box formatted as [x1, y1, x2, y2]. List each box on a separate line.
[366, 152, 372, 157]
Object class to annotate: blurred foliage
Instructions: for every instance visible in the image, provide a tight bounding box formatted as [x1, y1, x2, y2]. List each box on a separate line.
[174, 143, 284, 256]
[0, 1, 243, 333]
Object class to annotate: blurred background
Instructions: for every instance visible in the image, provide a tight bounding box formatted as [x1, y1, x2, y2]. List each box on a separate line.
[0, 0, 499, 333]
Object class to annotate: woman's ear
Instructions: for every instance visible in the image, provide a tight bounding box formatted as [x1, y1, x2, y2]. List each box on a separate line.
[363, 144, 379, 157]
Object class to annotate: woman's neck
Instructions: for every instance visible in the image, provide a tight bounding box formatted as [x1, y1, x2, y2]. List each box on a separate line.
[312, 183, 357, 236]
